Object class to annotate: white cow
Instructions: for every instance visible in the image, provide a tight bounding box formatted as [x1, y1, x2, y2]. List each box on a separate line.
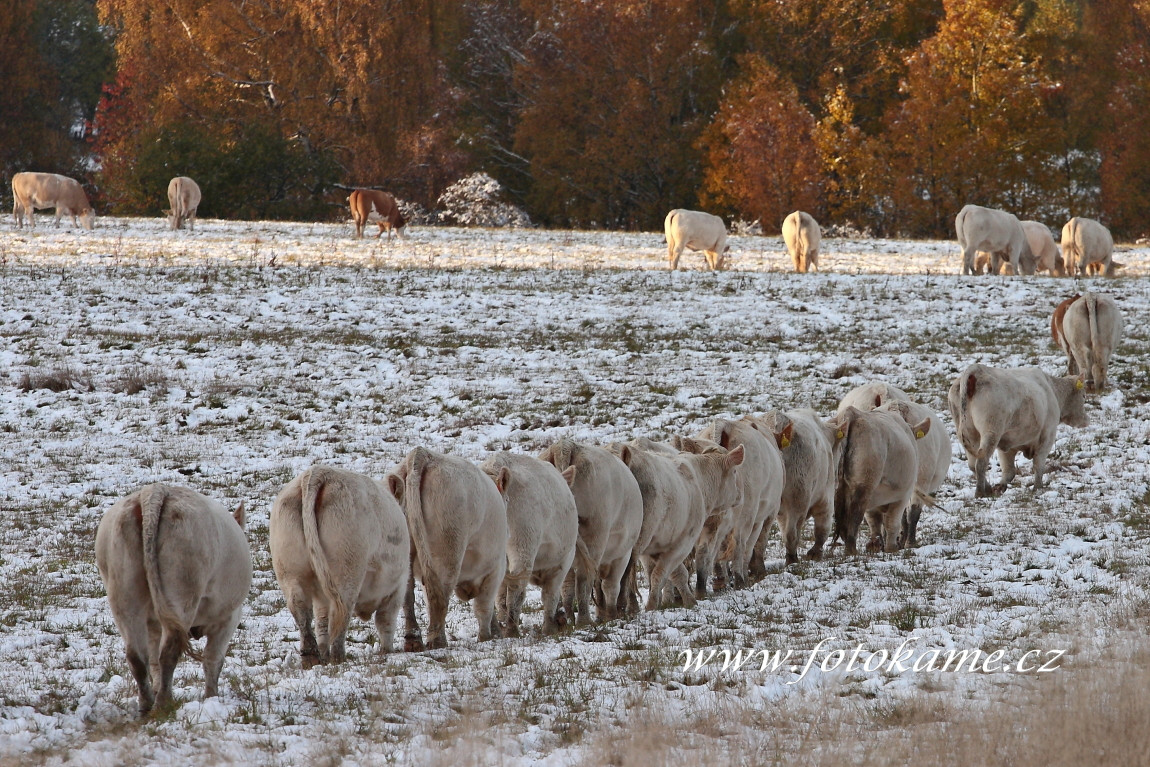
[270, 465, 409, 667]
[665, 209, 730, 270]
[167, 176, 202, 231]
[538, 439, 643, 625]
[782, 210, 821, 273]
[829, 406, 928, 554]
[1062, 217, 1115, 277]
[955, 204, 1033, 275]
[948, 364, 1087, 496]
[1021, 221, 1064, 275]
[1051, 292, 1123, 391]
[12, 172, 94, 230]
[95, 484, 251, 716]
[481, 452, 578, 637]
[388, 447, 508, 649]
[837, 382, 951, 547]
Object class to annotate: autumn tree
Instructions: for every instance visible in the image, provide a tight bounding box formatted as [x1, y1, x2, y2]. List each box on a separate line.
[698, 56, 821, 233]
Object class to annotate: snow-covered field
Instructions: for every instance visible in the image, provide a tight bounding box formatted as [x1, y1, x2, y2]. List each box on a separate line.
[2, 218, 1149, 765]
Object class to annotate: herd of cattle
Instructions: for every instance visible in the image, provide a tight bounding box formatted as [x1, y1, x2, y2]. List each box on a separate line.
[8, 172, 1126, 278]
[92, 287, 1123, 717]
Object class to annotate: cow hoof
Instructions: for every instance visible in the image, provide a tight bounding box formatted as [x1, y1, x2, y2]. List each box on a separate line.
[866, 535, 884, 553]
[428, 635, 448, 650]
[403, 634, 426, 653]
[785, 553, 799, 566]
[806, 546, 824, 560]
[300, 652, 322, 670]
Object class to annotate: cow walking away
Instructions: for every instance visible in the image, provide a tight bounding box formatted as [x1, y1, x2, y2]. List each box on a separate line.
[95, 484, 251, 716]
[1051, 292, 1124, 391]
[349, 189, 407, 240]
[12, 172, 95, 230]
[782, 211, 821, 273]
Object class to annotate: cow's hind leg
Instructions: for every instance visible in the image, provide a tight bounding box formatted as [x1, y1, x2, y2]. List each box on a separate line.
[996, 448, 1019, 491]
[201, 609, 242, 699]
[374, 588, 403, 654]
[538, 568, 566, 635]
[403, 555, 426, 652]
[808, 496, 832, 559]
[284, 586, 320, 668]
[120, 616, 156, 716]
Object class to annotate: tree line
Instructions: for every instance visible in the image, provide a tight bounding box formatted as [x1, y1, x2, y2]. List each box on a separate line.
[2, 0, 1148, 237]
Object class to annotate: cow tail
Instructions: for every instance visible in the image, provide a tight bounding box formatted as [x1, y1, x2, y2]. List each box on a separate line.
[301, 466, 347, 636]
[1086, 293, 1102, 385]
[404, 448, 434, 581]
[140, 485, 195, 660]
[1064, 219, 1079, 270]
[833, 414, 856, 541]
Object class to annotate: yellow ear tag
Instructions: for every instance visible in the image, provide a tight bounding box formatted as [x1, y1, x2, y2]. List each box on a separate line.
[836, 430, 845, 440]
[780, 436, 791, 448]
[1076, 379, 1084, 390]
[915, 430, 925, 439]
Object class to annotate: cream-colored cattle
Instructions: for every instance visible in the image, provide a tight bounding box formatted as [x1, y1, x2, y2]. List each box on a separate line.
[95, 484, 251, 716]
[782, 210, 821, 273]
[955, 204, 1033, 275]
[1052, 292, 1123, 391]
[270, 465, 409, 667]
[388, 447, 507, 650]
[481, 452, 577, 637]
[167, 176, 202, 231]
[12, 172, 94, 229]
[1062, 217, 1115, 276]
[665, 209, 730, 270]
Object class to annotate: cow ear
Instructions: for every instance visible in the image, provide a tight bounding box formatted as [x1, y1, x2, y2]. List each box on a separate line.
[678, 436, 695, 453]
[669, 435, 683, 451]
[561, 465, 577, 487]
[913, 419, 931, 439]
[232, 500, 246, 528]
[497, 467, 511, 494]
[719, 426, 731, 449]
[777, 422, 793, 449]
[725, 444, 745, 468]
[874, 394, 882, 408]
[387, 474, 405, 504]
[619, 445, 633, 466]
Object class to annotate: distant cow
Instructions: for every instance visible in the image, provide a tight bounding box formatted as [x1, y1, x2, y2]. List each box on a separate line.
[539, 439, 643, 626]
[1021, 221, 1064, 275]
[665, 209, 730, 270]
[481, 452, 578, 637]
[829, 406, 928, 554]
[12, 172, 94, 230]
[837, 382, 951, 547]
[270, 466, 409, 667]
[782, 211, 821, 273]
[955, 204, 1033, 276]
[388, 447, 507, 650]
[1051, 292, 1123, 391]
[167, 177, 202, 231]
[95, 484, 251, 716]
[1062, 217, 1115, 276]
[349, 189, 407, 240]
[948, 364, 1087, 496]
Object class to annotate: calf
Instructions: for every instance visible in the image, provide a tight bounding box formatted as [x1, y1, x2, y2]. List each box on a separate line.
[746, 409, 840, 566]
[270, 465, 409, 667]
[829, 406, 928, 554]
[1062, 217, 1115, 276]
[948, 364, 1087, 496]
[349, 188, 407, 240]
[539, 439, 643, 625]
[481, 452, 578, 637]
[1052, 292, 1123, 391]
[167, 176, 202, 231]
[837, 382, 951, 546]
[12, 171, 95, 230]
[95, 484, 251, 716]
[782, 210, 821, 273]
[665, 209, 730, 270]
[388, 447, 507, 649]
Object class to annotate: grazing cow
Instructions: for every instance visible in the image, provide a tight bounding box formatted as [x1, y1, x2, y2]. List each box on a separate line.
[269, 465, 409, 668]
[95, 484, 251, 716]
[746, 410, 840, 567]
[1021, 221, 1064, 276]
[349, 188, 407, 240]
[955, 204, 1034, 276]
[675, 418, 785, 592]
[837, 382, 951, 547]
[829, 406, 928, 555]
[1051, 292, 1123, 391]
[12, 172, 94, 230]
[388, 447, 507, 650]
[167, 176, 202, 231]
[665, 209, 730, 270]
[782, 210, 822, 273]
[538, 439, 643, 626]
[480, 452, 578, 637]
[948, 364, 1087, 497]
[1062, 217, 1115, 276]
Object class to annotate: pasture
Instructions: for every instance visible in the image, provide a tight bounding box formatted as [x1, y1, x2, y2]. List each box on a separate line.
[1, 219, 1149, 765]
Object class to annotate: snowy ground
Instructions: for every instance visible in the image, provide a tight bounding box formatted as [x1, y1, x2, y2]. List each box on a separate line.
[1, 218, 1149, 765]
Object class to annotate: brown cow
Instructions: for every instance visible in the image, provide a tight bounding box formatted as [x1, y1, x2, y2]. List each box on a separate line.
[12, 172, 94, 230]
[349, 189, 407, 240]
